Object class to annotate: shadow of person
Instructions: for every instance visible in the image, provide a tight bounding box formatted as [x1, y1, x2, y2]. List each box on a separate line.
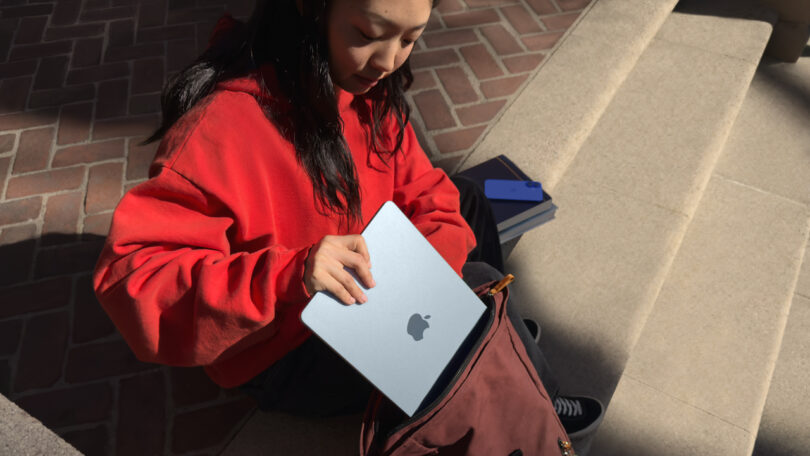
[0, 233, 255, 455]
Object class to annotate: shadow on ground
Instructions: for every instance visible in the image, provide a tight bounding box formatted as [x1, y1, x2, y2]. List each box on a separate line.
[0, 233, 258, 455]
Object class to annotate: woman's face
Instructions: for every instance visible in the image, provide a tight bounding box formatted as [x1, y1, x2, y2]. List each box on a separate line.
[327, 0, 432, 94]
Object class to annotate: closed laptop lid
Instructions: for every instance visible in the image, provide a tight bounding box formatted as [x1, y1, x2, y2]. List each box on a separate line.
[301, 201, 486, 416]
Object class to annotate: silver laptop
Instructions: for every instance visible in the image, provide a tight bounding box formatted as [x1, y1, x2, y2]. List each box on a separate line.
[300, 201, 487, 416]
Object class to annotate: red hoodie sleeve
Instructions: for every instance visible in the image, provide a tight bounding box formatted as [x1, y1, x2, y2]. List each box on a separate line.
[392, 124, 476, 276]
[92, 166, 311, 367]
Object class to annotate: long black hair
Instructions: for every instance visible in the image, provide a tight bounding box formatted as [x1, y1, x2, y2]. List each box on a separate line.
[141, 0, 424, 224]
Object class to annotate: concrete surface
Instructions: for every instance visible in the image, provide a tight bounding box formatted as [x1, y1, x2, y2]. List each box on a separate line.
[0, 393, 81, 456]
[463, 0, 679, 190]
[753, 295, 810, 455]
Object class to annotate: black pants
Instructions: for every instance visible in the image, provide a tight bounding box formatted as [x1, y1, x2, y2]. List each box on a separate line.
[239, 181, 559, 416]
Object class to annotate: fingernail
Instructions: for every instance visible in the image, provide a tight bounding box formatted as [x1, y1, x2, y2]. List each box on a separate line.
[360, 294, 368, 303]
[370, 279, 376, 287]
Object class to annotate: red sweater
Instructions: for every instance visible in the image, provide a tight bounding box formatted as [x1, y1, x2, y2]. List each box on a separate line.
[93, 65, 476, 388]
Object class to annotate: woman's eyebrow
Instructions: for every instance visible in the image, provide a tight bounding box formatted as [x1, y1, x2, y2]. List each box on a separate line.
[366, 11, 427, 32]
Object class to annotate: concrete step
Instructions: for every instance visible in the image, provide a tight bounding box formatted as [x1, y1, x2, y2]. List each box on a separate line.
[590, 25, 810, 456]
[468, 0, 778, 452]
[458, 0, 680, 189]
[742, 51, 810, 456]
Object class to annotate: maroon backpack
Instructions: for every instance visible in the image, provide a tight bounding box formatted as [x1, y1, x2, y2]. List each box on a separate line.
[359, 278, 575, 456]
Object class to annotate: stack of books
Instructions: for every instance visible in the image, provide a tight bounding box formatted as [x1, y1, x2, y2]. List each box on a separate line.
[456, 155, 556, 243]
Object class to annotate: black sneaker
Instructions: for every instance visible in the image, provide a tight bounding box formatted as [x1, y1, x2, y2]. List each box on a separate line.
[522, 318, 541, 344]
[553, 395, 604, 439]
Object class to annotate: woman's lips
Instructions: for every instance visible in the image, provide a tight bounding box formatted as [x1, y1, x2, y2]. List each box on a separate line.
[354, 74, 380, 88]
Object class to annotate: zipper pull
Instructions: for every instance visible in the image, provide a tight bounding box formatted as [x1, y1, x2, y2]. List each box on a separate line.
[488, 274, 514, 296]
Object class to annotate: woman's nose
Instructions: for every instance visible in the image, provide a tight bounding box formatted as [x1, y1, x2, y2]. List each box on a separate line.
[370, 41, 399, 74]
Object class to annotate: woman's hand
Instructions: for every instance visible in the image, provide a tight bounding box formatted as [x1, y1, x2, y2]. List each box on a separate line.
[304, 234, 376, 305]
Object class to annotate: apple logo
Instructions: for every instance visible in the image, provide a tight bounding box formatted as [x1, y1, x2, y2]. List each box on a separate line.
[407, 314, 431, 341]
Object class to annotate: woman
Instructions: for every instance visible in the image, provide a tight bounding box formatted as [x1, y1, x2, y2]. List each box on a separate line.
[93, 0, 602, 436]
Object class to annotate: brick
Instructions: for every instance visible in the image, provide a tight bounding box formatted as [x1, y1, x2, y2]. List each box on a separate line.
[116, 371, 167, 455]
[0, 236, 35, 286]
[84, 0, 111, 8]
[503, 53, 544, 73]
[80, 5, 137, 22]
[0, 59, 38, 79]
[44, 23, 106, 41]
[0, 76, 31, 114]
[53, 139, 126, 167]
[127, 137, 158, 180]
[132, 58, 165, 94]
[0, 197, 41, 226]
[481, 24, 523, 55]
[72, 38, 103, 67]
[433, 125, 486, 153]
[61, 425, 109, 456]
[526, 0, 558, 15]
[167, 39, 197, 72]
[442, 9, 500, 28]
[65, 339, 155, 383]
[456, 99, 506, 126]
[6, 166, 84, 199]
[501, 4, 543, 34]
[557, 0, 591, 11]
[0, 359, 9, 396]
[139, 0, 168, 28]
[66, 62, 130, 85]
[0, 135, 14, 153]
[431, 154, 464, 175]
[129, 93, 161, 115]
[425, 13, 443, 32]
[83, 212, 113, 238]
[421, 29, 478, 48]
[0, 222, 36, 246]
[171, 367, 220, 407]
[171, 398, 255, 453]
[542, 12, 580, 31]
[96, 79, 130, 119]
[34, 240, 104, 278]
[93, 114, 160, 140]
[0, 156, 9, 188]
[436, 0, 463, 14]
[410, 70, 437, 91]
[109, 19, 134, 47]
[0, 4, 52, 18]
[0, 108, 59, 131]
[15, 382, 113, 428]
[14, 310, 70, 392]
[103, 43, 164, 62]
[86, 162, 123, 214]
[9, 40, 72, 61]
[13, 127, 53, 174]
[51, 0, 82, 26]
[410, 48, 460, 69]
[42, 191, 83, 240]
[72, 275, 116, 343]
[464, 0, 519, 6]
[412, 90, 455, 131]
[137, 23, 195, 43]
[28, 84, 95, 109]
[479, 73, 528, 98]
[167, 6, 224, 25]
[0, 18, 16, 63]
[57, 103, 93, 145]
[460, 44, 503, 79]
[435, 66, 478, 104]
[33, 56, 69, 90]
[0, 319, 23, 355]
[14, 16, 47, 44]
[522, 31, 564, 51]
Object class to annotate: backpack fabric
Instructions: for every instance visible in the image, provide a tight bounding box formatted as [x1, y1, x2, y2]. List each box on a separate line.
[359, 281, 575, 456]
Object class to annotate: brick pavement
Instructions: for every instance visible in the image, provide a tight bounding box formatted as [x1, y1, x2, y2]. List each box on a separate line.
[0, 0, 592, 454]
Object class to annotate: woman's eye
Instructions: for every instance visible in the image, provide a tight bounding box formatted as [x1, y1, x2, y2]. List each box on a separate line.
[359, 30, 377, 41]
[402, 38, 415, 46]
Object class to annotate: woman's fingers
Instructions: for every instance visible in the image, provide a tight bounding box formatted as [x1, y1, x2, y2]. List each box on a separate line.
[304, 234, 376, 305]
